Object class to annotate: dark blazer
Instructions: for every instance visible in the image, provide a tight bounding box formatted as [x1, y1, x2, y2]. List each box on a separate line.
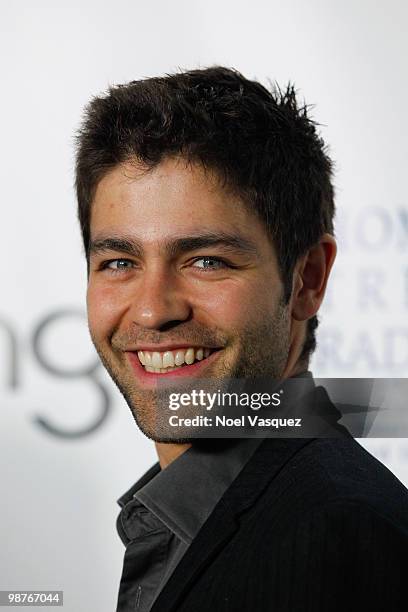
[151, 388, 408, 612]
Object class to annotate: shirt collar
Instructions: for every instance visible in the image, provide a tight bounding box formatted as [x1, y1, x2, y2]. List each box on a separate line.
[118, 438, 263, 544]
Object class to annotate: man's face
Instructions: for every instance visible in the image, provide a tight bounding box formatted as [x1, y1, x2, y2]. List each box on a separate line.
[87, 157, 292, 439]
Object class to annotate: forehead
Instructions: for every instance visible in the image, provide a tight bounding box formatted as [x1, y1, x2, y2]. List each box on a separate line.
[90, 157, 268, 245]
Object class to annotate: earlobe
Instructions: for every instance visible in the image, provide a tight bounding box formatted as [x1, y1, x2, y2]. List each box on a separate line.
[291, 234, 337, 322]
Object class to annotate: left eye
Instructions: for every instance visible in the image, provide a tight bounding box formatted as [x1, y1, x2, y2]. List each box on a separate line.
[192, 257, 227, 270]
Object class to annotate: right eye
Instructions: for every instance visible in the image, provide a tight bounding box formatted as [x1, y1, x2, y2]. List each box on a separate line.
[101, 259, 135, 272]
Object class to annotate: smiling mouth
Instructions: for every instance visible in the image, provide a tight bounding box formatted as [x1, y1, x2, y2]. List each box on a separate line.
[137, 347, 216, 373]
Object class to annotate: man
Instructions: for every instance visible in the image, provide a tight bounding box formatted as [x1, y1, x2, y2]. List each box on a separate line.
[75, 67, 407, 611]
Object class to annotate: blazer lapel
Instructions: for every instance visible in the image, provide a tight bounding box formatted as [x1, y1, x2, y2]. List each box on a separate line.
[151, 436, 313, 612]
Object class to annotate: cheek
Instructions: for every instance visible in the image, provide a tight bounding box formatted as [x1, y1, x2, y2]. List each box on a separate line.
[86, 284, 126, 340]
[193, 279, 277, 330]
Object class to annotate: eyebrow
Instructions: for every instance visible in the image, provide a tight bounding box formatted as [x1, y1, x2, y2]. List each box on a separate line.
[88, 232, 260, 259]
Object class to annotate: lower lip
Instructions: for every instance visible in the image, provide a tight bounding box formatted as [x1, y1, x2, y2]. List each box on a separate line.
[126, 350, 221, 386]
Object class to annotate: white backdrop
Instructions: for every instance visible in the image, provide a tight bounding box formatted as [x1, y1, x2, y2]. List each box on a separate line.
[1, 1, 407, 610]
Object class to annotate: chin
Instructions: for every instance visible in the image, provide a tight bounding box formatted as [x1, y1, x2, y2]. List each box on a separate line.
[131, 413, 191, 444]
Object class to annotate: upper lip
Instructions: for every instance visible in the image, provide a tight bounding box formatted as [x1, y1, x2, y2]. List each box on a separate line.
[125, 343, 221, 352]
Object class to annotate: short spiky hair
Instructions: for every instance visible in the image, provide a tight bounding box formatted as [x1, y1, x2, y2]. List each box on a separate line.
[75, 66, 335, 361]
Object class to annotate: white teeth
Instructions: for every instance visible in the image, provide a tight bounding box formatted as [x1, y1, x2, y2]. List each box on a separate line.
[137, 347, 215, 371]
[145, 366, 179, 373]
[152, 352, 162, 368]
[162, 351, 175, 368]
[185, 348, 195, 364]
[174, 350, 185, 366]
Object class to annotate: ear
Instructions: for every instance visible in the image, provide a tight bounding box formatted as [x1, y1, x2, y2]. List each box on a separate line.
[291, 234, 337, 321]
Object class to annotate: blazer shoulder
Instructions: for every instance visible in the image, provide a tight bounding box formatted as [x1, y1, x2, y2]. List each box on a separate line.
[260, 437, 408, 531]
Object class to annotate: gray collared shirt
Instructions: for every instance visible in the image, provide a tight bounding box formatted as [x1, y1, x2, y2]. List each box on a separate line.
[115, 372, 316, 612]
[115, 438, 263, 612]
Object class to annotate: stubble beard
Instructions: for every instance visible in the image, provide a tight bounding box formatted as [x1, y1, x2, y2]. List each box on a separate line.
[90, 300, 290, 442]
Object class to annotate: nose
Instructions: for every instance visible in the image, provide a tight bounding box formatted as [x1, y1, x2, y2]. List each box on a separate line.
[128, 266, 192, 331]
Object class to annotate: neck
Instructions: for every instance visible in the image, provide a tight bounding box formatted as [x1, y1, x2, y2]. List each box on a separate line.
[281, 320, 309, 379]
[155, 441, 192, 469]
